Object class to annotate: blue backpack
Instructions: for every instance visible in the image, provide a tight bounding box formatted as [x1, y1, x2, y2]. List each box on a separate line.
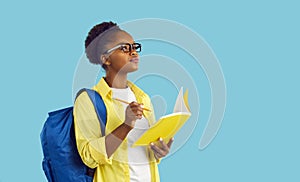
[40, 89, 107, 182]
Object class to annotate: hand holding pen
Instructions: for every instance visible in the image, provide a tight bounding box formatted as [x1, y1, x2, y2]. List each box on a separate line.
[113, 98, 151, 128]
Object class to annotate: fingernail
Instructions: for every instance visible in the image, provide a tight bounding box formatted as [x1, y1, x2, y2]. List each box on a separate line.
[150, 143, 154, 146]
[159, 137, 163, 141]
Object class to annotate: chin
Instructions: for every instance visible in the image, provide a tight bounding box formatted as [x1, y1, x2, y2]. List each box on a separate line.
[128, 67, 138, 73]
[120, 63, 138, 73]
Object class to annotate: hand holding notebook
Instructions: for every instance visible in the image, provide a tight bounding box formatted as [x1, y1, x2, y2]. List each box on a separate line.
[132, 87, 191, 147]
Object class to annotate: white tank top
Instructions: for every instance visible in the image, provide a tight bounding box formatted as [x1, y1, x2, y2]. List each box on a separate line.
[111, 87, 151, 182]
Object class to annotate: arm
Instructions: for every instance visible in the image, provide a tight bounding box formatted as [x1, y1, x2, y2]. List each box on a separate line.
[74, 92, 110, 167]
[105, 101, 143, 157]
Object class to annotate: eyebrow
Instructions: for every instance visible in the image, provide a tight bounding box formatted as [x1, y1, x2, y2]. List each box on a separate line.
[117, 42, 136, 45]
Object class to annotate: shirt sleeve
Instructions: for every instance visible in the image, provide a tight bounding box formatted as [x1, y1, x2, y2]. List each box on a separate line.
[73, 91, 113, 168]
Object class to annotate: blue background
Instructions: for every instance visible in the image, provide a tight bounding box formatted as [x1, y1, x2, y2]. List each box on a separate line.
[0, 0, 299, 181]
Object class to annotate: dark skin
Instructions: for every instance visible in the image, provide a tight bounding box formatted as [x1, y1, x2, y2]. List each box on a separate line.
[101, 31, 173, 159]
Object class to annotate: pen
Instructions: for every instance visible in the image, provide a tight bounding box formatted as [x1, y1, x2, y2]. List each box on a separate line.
[113, 98, 151, 112]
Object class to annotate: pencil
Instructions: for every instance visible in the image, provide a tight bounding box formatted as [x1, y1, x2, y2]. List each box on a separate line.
[113, 98, 151, 112]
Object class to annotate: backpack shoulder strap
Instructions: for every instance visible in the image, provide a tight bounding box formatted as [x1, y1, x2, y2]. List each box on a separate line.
[76, 88, 107, 136]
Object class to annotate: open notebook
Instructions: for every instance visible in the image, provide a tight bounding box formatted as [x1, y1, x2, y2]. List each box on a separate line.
[132, 87, 191, 147]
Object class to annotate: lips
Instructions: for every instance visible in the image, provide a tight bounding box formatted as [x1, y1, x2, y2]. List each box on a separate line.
[130, 58, 139, 63]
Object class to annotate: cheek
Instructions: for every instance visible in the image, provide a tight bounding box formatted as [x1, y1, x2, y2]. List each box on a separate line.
[113, 54, 129, 62]
[110, 54, 129, 67]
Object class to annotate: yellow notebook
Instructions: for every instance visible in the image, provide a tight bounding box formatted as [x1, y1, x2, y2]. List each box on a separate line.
[132, 87, 191, 147]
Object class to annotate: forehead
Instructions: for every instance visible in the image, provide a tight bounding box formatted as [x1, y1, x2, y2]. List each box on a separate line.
[110, 31, 134, 45]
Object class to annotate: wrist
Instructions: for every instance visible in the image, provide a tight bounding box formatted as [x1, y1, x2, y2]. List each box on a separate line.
[124, 119, 135, 128]
[122, 122, 134, 131]
[110, 123, 133, 141]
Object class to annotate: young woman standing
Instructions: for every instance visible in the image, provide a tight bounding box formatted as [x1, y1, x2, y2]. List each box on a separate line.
[74, 21, 173, 182]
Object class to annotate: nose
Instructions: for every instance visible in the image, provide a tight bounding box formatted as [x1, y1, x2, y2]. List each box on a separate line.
[130, 51, 138, 57]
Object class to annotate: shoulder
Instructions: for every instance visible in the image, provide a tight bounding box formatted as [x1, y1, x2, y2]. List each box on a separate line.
[74, 90, 91, 107]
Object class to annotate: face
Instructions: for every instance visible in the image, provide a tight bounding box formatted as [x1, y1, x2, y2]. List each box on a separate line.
[102, 31, 140, 74]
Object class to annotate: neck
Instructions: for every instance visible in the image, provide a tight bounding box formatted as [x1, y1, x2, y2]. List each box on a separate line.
[105, 72, 128, 88]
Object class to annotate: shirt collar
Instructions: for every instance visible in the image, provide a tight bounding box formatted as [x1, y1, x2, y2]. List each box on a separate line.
[127, 80, 145, 98]
[93, 77, 112, 98]
[93, 77, 146, 99]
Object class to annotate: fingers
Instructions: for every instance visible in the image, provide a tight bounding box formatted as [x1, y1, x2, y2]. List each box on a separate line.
[150, 138, 174, 159]
[124, 101, 144, 126]
[130, 102, 144, 111]
[150, 143, 165, 159]
[127, 102, 144, 119]
[167, 137, 174, 148]
[159, 138, 169, 152]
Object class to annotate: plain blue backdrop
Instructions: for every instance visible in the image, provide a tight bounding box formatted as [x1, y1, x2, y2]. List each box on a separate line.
[0, 0, 299, 181]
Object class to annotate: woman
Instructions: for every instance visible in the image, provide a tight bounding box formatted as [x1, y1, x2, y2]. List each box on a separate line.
[74, 21, 173, 182]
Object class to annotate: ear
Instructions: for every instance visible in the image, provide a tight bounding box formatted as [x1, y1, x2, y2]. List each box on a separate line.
[101, 55, 111, 66]
[100, 55, 107, 65]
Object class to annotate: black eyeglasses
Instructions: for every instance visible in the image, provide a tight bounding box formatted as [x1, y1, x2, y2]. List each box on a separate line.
[105, 43, 142, 54]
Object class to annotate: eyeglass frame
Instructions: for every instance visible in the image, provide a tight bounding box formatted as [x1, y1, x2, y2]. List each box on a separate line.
[104, 42, 142, 55]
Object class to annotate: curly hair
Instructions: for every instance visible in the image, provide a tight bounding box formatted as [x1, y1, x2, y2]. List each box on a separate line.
[85, 21, 118, 67]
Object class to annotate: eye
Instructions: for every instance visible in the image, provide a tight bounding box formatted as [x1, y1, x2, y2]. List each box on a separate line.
[132, 43, 141, 52]
[120, 45, 130, 52]
[133, 45, 139, 50]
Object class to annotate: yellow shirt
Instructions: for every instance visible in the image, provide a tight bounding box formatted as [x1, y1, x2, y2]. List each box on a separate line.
[74, 78, 160, 182]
